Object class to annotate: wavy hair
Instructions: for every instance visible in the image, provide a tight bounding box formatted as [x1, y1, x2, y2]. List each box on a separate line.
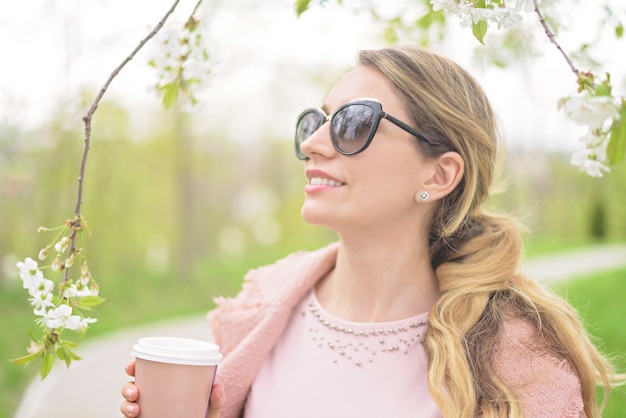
[358, 45, 620, 417]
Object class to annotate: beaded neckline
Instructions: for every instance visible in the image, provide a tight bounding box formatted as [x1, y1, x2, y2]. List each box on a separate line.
[303, 291, 428, 367]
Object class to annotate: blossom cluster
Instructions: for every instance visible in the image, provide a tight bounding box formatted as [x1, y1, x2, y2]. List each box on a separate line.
[148, 15, 215, 110]
[430, 0, 537, 30]
[17, 256, 98, 332]
[560, 93, 623, 177]
[11, 220, 104, 378]
[430, 0, 625, 176]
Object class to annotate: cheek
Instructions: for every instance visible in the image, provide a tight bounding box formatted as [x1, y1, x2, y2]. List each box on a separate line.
[352, 160, 420, 208]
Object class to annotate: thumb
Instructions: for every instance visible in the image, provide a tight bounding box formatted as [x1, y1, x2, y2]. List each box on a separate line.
[206, 382, 225, 418]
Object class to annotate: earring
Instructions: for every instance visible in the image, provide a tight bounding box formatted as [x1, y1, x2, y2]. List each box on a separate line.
[418, 191, 430, 202]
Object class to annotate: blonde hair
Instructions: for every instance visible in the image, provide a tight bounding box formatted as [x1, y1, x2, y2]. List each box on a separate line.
[358, 45, 620, 417]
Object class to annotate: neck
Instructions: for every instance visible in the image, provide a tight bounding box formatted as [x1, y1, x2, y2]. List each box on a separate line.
[315, 235, 440, 323]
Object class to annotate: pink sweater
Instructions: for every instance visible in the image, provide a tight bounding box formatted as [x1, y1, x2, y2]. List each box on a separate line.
[208, 243, 584, 418]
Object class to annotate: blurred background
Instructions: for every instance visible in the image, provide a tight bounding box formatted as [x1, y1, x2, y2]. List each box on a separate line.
[1, 0, 625, 416]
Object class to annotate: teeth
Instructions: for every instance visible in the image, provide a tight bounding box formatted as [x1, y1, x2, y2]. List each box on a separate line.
[310, 177, 344, 187]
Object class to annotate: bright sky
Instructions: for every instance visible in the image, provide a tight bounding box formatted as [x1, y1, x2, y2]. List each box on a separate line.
[0, 0, 624, 151]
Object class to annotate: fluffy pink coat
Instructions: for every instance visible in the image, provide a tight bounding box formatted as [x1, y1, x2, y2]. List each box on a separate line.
[208, 243, 584, 418]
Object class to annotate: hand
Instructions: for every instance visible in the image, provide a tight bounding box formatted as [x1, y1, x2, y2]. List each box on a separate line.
[120, 360, 226, 418]
[121, 361, 139, 417]
[206, 382, 226, 418]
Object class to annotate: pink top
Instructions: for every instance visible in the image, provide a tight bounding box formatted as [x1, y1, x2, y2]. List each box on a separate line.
[244, 290, 440, 417]
[208, 243, 585, 418]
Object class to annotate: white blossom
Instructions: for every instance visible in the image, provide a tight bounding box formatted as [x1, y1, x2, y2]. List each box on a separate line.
[17, 256, 39, 277]
[17, 257, 45, 291]
[570, 148, 610, 177]
[28, 277, 54, 298]
[149, 22, 215, 110]
[472, 7, 494, 24]
[78, 317, 98, 332]
[431, 0, 460, 13]
[578, 129, 601, 147]
[43, 305, 87, 331]
[495, 9, 523, 29]
[431, 0, 531, 31]
[562, 96, 619, 130]
[29, 291, 54, 313]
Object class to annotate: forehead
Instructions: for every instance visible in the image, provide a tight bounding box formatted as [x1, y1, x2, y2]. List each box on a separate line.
[323, 66, 403, 114]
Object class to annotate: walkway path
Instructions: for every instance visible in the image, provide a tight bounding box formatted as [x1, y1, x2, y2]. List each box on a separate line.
[13, 244, 626, 418]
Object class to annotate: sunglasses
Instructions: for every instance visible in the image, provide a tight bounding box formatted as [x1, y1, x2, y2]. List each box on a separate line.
[295, 98, 431, 160]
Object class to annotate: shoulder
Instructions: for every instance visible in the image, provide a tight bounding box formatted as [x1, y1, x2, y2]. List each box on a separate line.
[207, 242, 338, 351]
[493, 310, 585, 417]
[233, 242, 338, 304]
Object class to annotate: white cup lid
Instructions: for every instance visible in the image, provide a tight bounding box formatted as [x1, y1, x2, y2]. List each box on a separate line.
[131, 337, 223, 366]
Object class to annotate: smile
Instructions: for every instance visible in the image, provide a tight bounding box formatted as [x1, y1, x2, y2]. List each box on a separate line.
[309, 177, 345, 187]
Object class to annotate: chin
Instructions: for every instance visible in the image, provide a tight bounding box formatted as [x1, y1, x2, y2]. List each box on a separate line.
[301, 206, 337, 229]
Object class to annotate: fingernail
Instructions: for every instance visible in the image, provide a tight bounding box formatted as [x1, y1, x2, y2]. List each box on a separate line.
[126, 404, 136, 414]
[125, 388, 134, 398]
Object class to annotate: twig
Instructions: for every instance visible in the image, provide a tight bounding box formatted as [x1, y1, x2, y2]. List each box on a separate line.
[533, 0, 581, 78]
[64, 0, 184, 282]
[77, 0, 182, 218]
[191, 0, 204, 17]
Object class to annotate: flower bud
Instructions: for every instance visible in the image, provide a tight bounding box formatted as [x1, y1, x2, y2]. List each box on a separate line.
[38, 247, 49, 261]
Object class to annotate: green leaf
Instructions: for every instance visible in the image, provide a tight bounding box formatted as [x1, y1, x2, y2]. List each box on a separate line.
[63, 345, 82, 361]
[472, 19, 488, 44]
[416, 11, 439, 30]
[295, 0, 311, 16]
[471, 0, 488, 44]
[55, 345, 72, 368]
[616, 22, 624, 38]
[40, 351, 54, 379]
[56, 343, 81, 368]
[607, 108, 626, 165]
[63, 340, 79, 348]
[161, 82, 179, 109]
[55, 345, 65, 361]
[77, 296, 106, 308]
[594, 78, 612, 97]
[10, 350, 42, 366]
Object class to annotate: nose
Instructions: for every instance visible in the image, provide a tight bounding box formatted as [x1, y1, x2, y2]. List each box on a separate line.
[299, 123, 335, 160]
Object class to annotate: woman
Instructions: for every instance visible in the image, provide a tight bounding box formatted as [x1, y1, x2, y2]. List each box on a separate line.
[122, 46, 619, 417]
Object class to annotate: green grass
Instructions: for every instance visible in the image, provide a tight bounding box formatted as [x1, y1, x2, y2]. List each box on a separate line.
[549, 268, 626, 416]
[521, 233, 617, 258]
[2, 252, 625, 416]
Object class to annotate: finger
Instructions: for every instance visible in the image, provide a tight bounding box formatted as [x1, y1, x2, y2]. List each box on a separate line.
[206, 383, 225, 418]
[120, 401, 140, 417]
[121, 382, 139, 401]
[125, 361, 136, 377]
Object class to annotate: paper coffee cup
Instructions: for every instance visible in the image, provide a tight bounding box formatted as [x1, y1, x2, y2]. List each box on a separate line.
[131, 337, 223, 418]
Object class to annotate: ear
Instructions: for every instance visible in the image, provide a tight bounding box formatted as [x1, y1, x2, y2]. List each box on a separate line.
[416, 151, 464, 203]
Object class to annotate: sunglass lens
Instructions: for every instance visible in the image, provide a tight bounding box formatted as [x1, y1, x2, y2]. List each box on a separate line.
[295, 110, 325, 159]
[331, 104, 375, 155]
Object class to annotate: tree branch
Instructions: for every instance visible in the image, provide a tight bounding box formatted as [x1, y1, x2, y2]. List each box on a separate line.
[65, 0, 185, 283]
[76, 0, 183, 219]
[191, 0, 204, 17]
[533, 0, 581, 78]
